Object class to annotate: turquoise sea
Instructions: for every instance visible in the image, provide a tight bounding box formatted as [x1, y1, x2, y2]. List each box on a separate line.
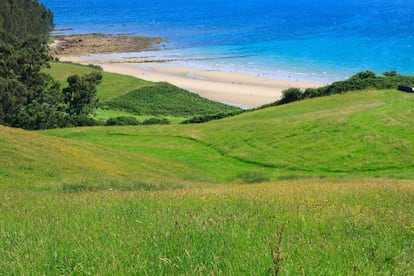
[42, 0, 414, 83]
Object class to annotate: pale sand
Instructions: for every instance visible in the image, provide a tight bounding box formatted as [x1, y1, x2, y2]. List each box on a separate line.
[59, 56, 323, 108]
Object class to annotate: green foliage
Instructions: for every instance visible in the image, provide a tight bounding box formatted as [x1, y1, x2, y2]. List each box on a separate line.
[349, 70, 377, 80]
[142, 117, 170, 125]
[0, 3, 104, 130]
[268, 70, 414, 107]
[279, 87, 303, 104]
[104, 82, 241, 117]
[383, 70, 397, 77]
[0, 32, 68, 129]
[67, 116, 101, 127]
[0, 36, 102, 129]
[0, 2, 74, 130]
[45, 62, 152, 102]
[181, 110, 244, 124]
[63, 72, 102, 116]
[0, 0, 54, 42]
[106, 116, 140, 126]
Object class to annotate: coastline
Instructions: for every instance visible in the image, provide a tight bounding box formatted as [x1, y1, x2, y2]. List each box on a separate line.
[52, 34, 324, 108]
[49, 33, 165, 56]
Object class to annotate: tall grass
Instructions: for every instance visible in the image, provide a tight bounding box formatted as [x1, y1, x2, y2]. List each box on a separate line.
[0, 180, 412, 274]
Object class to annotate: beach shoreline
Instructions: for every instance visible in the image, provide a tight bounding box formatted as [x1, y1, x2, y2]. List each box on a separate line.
[51, 34, 324, 108]
[59, 54, 323, 108]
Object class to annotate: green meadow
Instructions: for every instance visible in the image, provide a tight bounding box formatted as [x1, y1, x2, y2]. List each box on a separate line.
[1, 63, 413, 274]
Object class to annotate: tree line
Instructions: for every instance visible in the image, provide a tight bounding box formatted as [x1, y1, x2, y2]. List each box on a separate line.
[0, 0, 54, 42]
[266, 70, 414, 107]
[0, 0, 101, 130]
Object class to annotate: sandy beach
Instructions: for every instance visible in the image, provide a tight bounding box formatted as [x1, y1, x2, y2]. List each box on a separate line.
[59, 55, 323, 108]
[51, 33, 323, 107]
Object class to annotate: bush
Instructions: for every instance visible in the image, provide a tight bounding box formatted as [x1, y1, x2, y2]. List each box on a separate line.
[262, 70, 414, 108]
[181, 111, 243, 124]
[107, 116, 140, 126]
[142, 118, 170, 125]
[350, 70, 376, 80]
[303, 87, 322, 98]
[383, 70, 397, 77]
[69, 115, 101, 127]
[279, 88, 303, 104]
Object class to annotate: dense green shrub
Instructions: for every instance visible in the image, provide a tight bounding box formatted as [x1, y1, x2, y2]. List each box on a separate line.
[142, 118, 170, 125]
[279, 87, 303, 104]
[107, 116, 140, 126]
[383, 70, 397, 77]
[181, 110, 244, 124]
[68, 116, 101, 127]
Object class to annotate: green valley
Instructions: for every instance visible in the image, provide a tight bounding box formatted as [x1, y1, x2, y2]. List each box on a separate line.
[1, 87, 413, 274]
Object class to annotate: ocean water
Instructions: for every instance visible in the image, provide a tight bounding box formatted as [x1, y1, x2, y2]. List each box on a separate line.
[42, 0, 414, 83]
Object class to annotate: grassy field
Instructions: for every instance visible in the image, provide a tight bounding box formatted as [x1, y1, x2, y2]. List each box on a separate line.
[44, 89, 414, 180]
[1, 88, 414, 274]
[1, 180, 412, 274]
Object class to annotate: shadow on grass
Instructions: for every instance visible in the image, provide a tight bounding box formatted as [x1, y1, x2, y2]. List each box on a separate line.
[62, 181, 183, 192]
[238, 171, 270, 184]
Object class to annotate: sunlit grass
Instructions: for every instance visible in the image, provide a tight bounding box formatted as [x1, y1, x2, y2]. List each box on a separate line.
[45, 89, 414, 179]
[0, 180, 412, 274]
[2, 88, 414, 273]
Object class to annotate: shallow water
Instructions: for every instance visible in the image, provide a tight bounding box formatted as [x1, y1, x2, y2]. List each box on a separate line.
[43, 0, 414, 82]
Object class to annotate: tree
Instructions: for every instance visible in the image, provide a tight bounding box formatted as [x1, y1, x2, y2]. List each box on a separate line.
[279, 88, 303, 105]
[0, 1, 104, 130]
[0, 0, 54, 42]
[63, 72, 102, 116]
[350, 70, 376, 80]
[0, 31, 67, 129]
[383, 70, 397, 77]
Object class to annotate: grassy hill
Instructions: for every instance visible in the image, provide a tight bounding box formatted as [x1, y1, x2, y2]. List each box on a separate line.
[1, 89, 413, 274]
[45, 62, 241, 122]
[0, 125, 205, 191]
[44, 89, 414, 180]
[102, 82, 240, 117]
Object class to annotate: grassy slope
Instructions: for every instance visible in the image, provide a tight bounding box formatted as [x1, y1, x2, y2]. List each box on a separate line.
[1, 89, 414, 273]
[44, 89, 414, 179]
[104, 82, 240, 117]
[46, 62, 152, 102]
[0, 125, 222, 191]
